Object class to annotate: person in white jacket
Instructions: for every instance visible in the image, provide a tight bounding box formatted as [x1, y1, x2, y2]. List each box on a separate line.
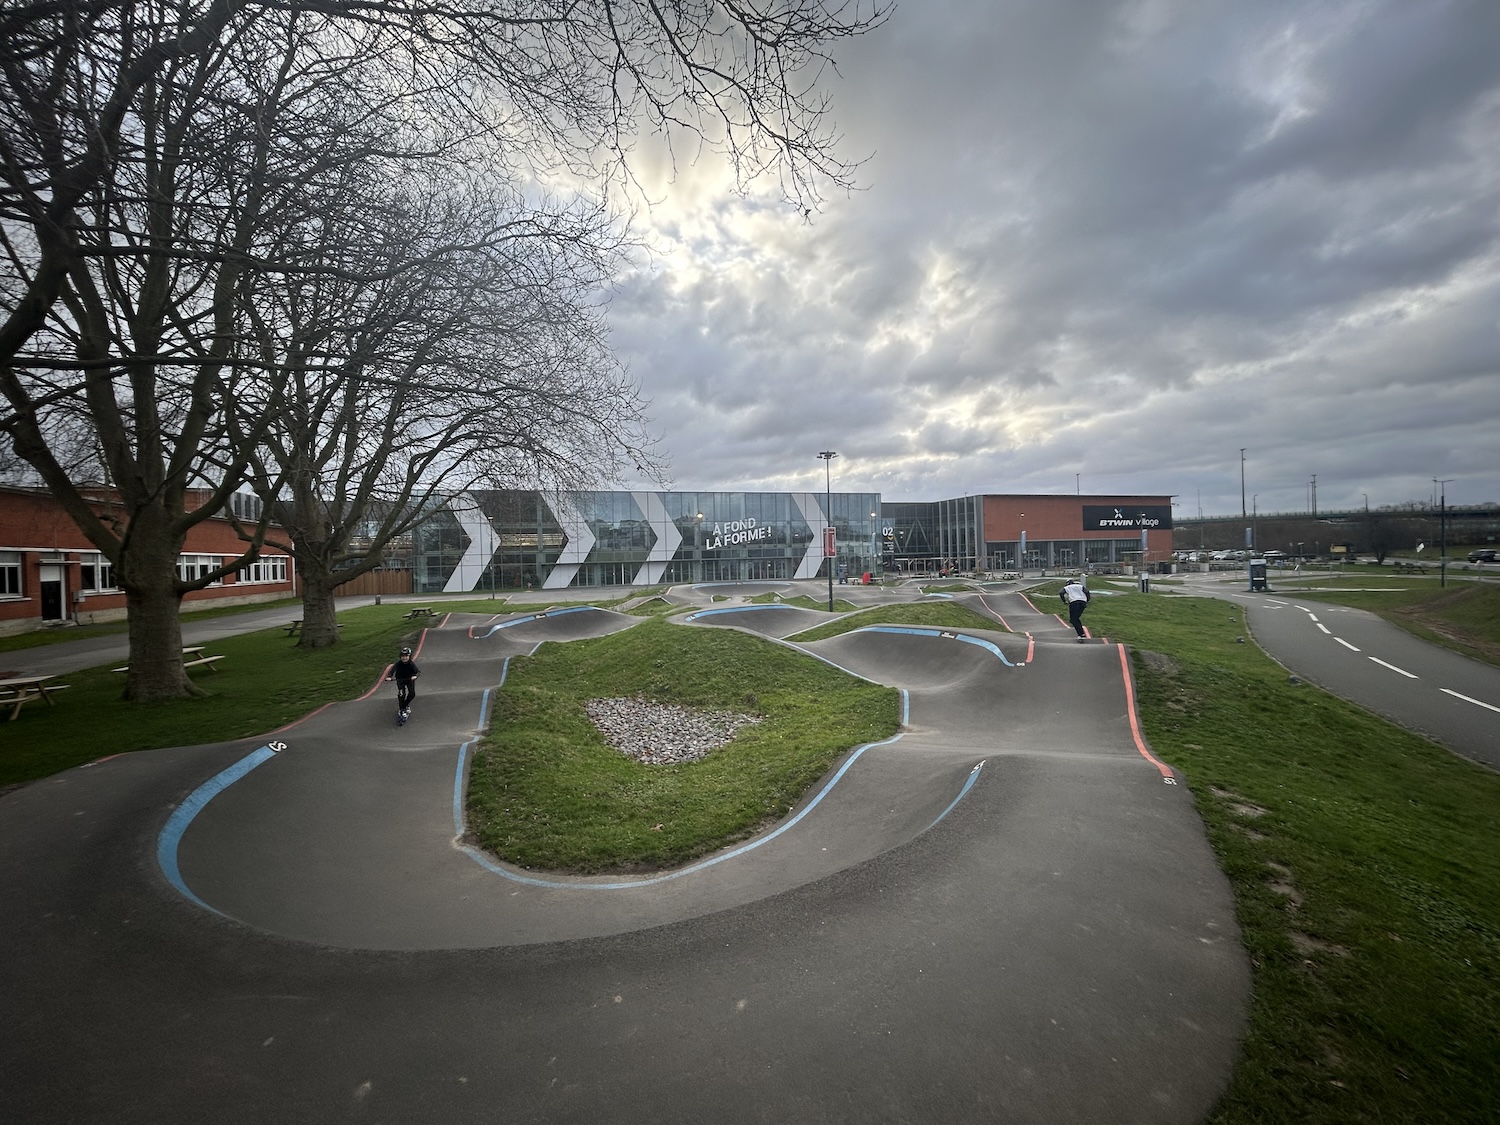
[1059, 578, 1091, 642]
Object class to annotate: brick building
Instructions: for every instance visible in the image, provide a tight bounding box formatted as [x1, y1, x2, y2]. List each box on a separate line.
[0, 485, 295, 635]
[883, 493, 1174, 572]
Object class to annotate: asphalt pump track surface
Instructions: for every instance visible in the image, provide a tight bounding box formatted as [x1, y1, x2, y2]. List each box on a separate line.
[1, 594, 1249, 1124]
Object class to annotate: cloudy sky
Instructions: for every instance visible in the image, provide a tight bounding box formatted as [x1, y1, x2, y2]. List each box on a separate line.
[605, 0, 1499, 518]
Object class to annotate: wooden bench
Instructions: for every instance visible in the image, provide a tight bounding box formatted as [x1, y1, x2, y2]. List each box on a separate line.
[403, 607, 436, 620]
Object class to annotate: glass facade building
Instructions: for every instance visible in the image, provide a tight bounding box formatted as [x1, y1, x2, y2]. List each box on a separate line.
[413, 490, 882, 592]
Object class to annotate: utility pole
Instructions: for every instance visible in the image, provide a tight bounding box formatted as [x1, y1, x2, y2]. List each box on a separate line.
[1240, 448, 1246, 519]
[1311, 474, 1317, 519]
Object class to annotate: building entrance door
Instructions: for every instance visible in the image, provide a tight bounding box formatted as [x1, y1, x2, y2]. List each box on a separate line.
[40, 563, 65, 621]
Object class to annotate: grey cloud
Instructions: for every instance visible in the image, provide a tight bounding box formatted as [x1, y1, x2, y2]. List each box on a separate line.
[607, 0, 1500, 511]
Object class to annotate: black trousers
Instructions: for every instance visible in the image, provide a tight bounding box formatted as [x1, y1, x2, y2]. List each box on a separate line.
[1067, 600, 1088, 636]
[396, 679, 416, 708]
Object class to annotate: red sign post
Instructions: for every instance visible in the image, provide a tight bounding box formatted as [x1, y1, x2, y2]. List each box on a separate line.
[823, 526, 837, 557]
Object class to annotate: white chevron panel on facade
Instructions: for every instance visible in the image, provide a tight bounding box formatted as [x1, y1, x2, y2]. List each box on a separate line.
[792, 492, 829, 579]
[541, 491, 595, 589]
[442, 493, 499, 593]
[632, 491, 681, 585]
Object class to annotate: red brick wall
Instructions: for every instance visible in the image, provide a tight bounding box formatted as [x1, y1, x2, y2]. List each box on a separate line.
[0, 487, 295, 631]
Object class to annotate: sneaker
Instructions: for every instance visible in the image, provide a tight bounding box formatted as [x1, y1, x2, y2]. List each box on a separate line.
[1077, 636, 1085, 643]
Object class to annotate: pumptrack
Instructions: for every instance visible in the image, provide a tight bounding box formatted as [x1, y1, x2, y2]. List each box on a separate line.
[0, 586, 1249, 1125]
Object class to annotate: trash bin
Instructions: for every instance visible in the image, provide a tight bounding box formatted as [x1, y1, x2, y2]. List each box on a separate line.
[861, 572, 872, 585]
[1249, 559, 1268, 592]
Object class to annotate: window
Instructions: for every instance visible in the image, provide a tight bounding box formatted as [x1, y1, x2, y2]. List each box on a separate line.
[0, 551, 20, 596]
[79, 553, 116, 592]
[176, 554, 220, 584]
[236, 555, 288, 584]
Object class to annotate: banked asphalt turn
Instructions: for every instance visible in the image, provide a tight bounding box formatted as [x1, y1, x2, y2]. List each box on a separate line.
[1, 581, 1249, 1125]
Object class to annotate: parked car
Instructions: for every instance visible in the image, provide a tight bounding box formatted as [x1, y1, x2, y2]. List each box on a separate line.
[1469, 548, 1499, 563]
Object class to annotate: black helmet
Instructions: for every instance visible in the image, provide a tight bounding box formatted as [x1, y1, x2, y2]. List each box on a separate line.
[400, 647, 412, 656]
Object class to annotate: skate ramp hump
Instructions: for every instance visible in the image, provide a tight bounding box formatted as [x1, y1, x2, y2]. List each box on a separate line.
[463, 605, 640, 644]
[806, 624, 1025, 691]
[679, 602, 829, 638]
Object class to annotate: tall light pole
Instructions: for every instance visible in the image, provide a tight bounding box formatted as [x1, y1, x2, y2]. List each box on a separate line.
[1240, 448, 1246, 519]
[818, 451, 838, 610]
[1435, 478, 1454, 587]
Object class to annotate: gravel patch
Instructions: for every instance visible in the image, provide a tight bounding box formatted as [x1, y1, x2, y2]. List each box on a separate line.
[584, 696, 763, 765]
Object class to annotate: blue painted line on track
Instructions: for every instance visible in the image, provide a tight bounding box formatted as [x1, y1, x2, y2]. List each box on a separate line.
[859, 625, 1014, 666]
[453, 685, 497, 837]
[926, 761, 985, 831]
[157, 745, 277, 915]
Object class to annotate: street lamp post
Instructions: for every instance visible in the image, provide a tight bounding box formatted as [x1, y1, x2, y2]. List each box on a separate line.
[818, 451, 838, 610]
[1240, 448, 1246, 519]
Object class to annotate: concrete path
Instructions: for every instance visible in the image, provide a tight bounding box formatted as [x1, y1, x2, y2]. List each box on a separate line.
[0, 586, 1248, 1124]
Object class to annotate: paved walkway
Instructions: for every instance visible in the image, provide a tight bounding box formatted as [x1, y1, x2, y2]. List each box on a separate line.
[0, 583, 1248, 1124]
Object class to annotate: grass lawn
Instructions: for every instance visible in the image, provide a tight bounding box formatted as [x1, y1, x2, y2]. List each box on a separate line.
[465, 617, 899, 873]
[1285, 580, 1500, 668]
[1077, 587, 1500, 1124]
[787, 601, 1004, 642]
[0, 604, 421, 788]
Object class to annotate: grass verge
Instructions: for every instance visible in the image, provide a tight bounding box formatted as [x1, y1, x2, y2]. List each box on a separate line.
[0, 605, 420, 788]
[1083, 589, 1500, 1124]
[465, 617, 899, 873]
[787, 601, 1004, 642]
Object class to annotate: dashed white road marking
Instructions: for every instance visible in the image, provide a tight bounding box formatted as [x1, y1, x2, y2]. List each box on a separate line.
[1316, 623, 1330, 634]
[1307, 613, 1319, 622]
[1440, 688, 1500, 714]
[1369, 657, 1418, 679]
[1335, 638, 1360, 652]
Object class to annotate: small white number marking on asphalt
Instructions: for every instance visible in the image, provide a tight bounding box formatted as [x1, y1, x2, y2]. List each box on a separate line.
[269, 741, 288, 753]
[1368, 657, 1418, 679]
[1336, 638, 1360, 652]
[1440, 688, 1500, 714]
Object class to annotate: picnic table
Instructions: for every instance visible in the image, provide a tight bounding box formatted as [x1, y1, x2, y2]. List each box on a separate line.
[0, 673, 69, 721]
[113, 648, 225, 674]
[403, 607, 436, 620]
[285, 620, 344, 635]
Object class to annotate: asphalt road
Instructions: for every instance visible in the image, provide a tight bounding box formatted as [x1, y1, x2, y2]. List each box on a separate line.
[1, 583, 1248, 1123]
[1174, 573, 1500, 771]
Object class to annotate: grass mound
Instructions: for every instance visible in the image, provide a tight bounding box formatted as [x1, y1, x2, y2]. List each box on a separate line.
[466, 618, 899, 873]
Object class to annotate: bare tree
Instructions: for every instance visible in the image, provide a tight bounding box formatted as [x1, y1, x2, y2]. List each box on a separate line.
[1, 0, 884, 699]
[232, 167, 654, 647]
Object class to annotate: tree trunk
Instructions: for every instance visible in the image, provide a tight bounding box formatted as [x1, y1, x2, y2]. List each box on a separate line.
[119, 527, 198, 701]
[297, 567, 342, 649]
